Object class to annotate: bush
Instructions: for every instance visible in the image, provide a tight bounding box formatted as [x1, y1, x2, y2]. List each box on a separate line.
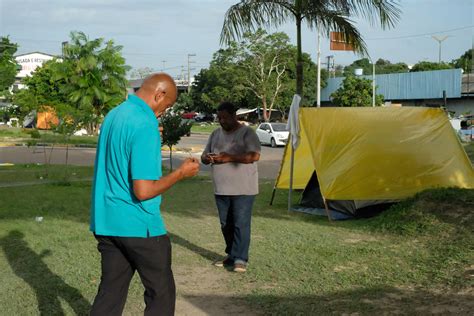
[27, 129, 41, 139]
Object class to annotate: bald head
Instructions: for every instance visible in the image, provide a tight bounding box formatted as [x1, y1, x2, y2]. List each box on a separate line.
[136, 73, 178, 117]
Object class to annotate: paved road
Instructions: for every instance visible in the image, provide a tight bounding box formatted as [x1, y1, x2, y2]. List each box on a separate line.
[0, 133, 285, 180]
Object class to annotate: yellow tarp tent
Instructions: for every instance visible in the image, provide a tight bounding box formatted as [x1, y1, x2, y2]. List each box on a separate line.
[276, 107, 474, 205]
[37, 106, 59, 130]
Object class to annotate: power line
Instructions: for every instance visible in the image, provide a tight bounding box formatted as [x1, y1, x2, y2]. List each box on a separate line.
[366, 25, 473, 41]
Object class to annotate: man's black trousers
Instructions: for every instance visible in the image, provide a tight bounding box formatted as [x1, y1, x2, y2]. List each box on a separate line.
[90, 234, 175, 316]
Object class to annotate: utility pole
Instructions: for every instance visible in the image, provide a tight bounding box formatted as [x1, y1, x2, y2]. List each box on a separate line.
[431, 35, 450, 63]
[372, 62, 375, 107]
[180, 66, 186, 81]
[187, 53, 196, 93]
[325, 55, 334, 77]
[61, 41, 68, 58]
[316, 30, 321, 107]
[326, 55, 332, 73]
[161, 60, 166, 72]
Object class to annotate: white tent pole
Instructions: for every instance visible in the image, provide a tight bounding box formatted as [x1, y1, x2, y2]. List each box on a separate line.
[288, 142, 295, 211]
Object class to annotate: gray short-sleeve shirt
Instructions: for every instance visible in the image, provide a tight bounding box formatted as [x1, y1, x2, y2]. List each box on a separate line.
[203, 125, 261, 195]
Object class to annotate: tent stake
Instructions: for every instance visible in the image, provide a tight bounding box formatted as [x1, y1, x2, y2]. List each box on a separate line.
[323, 198, 332, 222]
[269, 187, 276, 206]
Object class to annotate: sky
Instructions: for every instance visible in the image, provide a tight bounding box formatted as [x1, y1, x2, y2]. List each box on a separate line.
[0, 0, 472, 78]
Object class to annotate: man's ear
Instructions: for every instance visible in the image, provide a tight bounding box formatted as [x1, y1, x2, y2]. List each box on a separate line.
[154, 90, 166, 103]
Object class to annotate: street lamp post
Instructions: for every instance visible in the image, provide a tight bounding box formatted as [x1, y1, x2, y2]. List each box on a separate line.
[364, 57, 376, 107]
[187, 54, 196, 93]
[431, 35, 450, 63]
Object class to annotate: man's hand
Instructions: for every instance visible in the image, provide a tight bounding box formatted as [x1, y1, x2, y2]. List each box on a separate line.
[212, 152, 260, 164]
[201, 153, 216, 165]
[133, 158, 199, 201]
[211, 152, 232, 164]
[178, 158, 200, 178]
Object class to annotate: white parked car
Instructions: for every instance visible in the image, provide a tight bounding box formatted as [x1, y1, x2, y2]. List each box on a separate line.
[256, 123, 289, 147]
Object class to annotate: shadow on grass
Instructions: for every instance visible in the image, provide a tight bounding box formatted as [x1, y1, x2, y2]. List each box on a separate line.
[183, 286, 474, 315]
[0, 230, 91, 315]
[168, 232, 221, 262]
[182, 294, 258, 316]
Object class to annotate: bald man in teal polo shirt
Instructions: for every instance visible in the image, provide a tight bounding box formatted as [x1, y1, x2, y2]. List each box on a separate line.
[90, 73, 199, 316]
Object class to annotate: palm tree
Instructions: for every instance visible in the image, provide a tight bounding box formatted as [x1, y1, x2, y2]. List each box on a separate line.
[58, 31, 130, 133]
[221, 0, 401, 98]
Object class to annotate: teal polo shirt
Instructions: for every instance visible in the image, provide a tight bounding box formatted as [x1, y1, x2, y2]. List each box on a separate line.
[90, 94, 166, 237]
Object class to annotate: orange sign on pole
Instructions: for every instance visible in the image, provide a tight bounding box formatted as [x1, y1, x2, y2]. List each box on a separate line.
[330, 32, 355, 51]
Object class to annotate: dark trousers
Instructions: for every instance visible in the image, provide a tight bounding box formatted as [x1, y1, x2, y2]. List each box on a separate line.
[215, 195, 255, 263]
[90, 234, 175, 316]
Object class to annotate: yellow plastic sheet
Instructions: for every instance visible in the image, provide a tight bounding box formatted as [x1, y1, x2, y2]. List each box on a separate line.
[275, 107, 474, 200]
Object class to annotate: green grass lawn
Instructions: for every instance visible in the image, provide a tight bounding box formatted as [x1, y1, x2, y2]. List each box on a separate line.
[191, 122, 259, 134]
[190, 122, 220, 134]
[0, 164, 94, 184]
[0, 165, 473, 315]
[0, 127, 98, 146]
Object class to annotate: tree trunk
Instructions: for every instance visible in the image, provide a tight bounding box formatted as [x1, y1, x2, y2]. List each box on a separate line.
[169, 146, 173, 171]
[48, 144, 55, 165]
[65, 140, 70, 182]
[296, 15, 304, 97]
[65, 140, 69, 181]
[262, 98, 270, 122]
[42, 144, 49, 178]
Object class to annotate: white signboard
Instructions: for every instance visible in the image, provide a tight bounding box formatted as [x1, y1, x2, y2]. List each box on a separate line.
[15, 52, 55, 78]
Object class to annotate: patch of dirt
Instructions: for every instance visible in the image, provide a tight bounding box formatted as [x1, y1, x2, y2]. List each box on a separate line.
[333, 263, 368, 273]
[342, 234, 377, 244]
[357, 286, 474, 315]
[173, 265, 259, 316]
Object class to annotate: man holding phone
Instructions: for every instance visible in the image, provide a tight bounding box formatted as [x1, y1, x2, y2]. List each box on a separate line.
[201, 101, 261, 273]
[90, 73, 200, 315]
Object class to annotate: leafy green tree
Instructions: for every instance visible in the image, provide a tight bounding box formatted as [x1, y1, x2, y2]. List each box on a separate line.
[191, 47, 247, 113]
[13, 60, 67, 120]
[49, 104, 86, 181]
[161, 111, 192, 171]
[375, 58, 408, 74]
[344, 58, 408, 76]
[130, 67, 153, 79]
[410, 61, 453, 72]
[331, 75, 383, 107]
[13, 59, 82, 177]
[234, 30, 294, 121]
[221, 0, 401, 98]
[334, 64, 345, 77]
[343, 57, 372, 76]
[192, 30, 326, 120]
[277, 47, 327, 111]
[451, 49, 472, 73]
[56, 31, 130, 134]
[173, 93, 194, 113]
[0, 37, 19, 98]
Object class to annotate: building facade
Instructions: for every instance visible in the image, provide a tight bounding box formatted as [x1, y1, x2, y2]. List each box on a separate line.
[13, 52, 57, 91]
[320, 69, 473, 117]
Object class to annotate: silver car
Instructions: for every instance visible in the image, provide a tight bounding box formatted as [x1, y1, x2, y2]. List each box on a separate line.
[255, 123, 289, 147]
